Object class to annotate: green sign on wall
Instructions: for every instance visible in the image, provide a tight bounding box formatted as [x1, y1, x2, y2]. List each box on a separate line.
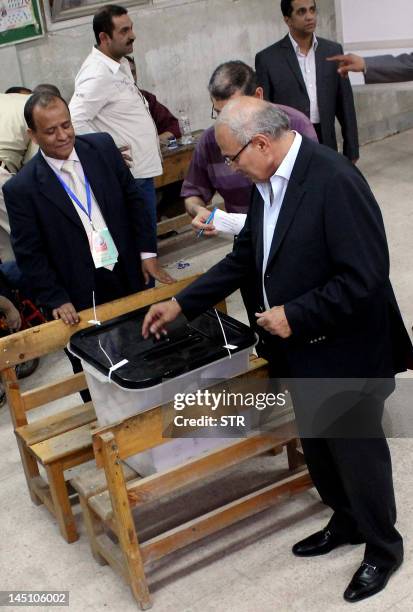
[0, 0, 44, 48]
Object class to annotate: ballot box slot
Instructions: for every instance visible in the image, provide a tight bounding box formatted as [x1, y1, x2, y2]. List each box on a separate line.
[142, 334, 203, 360]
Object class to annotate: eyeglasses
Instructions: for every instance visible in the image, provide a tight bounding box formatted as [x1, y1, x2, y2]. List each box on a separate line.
[223, 140, 252, 166]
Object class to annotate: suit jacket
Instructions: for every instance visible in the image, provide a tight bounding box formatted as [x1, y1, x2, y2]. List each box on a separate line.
[255, 35, 359, 161]
[3, 133, 157, 311]
[175, 137, 413, 379]
[365, 53, 413, 84]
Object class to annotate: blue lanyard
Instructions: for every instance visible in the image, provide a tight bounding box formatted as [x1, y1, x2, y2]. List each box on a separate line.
[56, 171, 92, 221]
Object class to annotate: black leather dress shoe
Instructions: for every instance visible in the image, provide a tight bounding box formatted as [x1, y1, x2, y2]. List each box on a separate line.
[292, 528, 351, 557]
[343, 562, 401, 603]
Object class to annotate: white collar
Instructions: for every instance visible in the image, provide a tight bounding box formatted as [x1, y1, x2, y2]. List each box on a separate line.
[289, 32, 318, 54]
[41, 148, 79, 171]
[91, 46, 127, 74]
[258, 130, 303, 190]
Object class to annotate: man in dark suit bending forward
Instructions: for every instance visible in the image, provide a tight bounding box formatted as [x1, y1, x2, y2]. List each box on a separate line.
[142, 97, 413, 604]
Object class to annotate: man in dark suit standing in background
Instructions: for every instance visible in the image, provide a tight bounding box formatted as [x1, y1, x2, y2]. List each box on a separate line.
[142, 97, 413, 603]
[255, 0, 359, 162]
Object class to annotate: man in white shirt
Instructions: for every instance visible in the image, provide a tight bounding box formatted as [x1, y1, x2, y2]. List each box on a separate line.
[142, 97, 413, 603]
[69, 4, 172, 285]
[255, 0, 359, 162]
[0, 92, 37, 261]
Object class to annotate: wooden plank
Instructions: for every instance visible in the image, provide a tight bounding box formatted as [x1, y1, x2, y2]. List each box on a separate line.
[0, 276, 200, 368]
[101, 432, 152, 609]
[30, 421, 97, 465]
[79, 495, 108, 566]
[156, 211, 192, 236]
[126, 423, 296, 509]
[156, 201, 225, 237]
[95, 533, 128, 581]
[16, 402, 96, 446]
[31, 475, 55, 515]
[140, 469, 312, 564]
[286, 439, 306, 470]
[70, 462, 138, 500]
[61, 446, 96, 471]
[22, 372, 87, 411]
[45, 462, 78, 543]
[2, 367, 27, 427]
[93, 357, 269, 468]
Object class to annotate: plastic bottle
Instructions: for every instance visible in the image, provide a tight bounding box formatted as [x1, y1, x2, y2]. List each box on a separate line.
[179, 110, 193, 145]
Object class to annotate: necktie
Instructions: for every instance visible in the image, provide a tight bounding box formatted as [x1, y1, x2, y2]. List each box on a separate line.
[61, 159, 88, 214]
[60, 159, 115, 271]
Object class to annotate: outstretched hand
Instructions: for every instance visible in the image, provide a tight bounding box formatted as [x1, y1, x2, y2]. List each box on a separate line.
[142, 299, 182, 339]
[327, 53, 366, 78]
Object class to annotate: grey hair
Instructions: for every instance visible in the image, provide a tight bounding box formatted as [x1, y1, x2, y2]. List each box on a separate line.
[216, 99, 290, 145]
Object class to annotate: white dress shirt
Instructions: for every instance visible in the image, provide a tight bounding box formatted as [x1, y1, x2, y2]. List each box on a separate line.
[42, 149, 117, 270]
[69, 47, 162, 179]
[42, 148, 154, 264]
[256, 131, 303, 309]
[289, 33, 320, 124]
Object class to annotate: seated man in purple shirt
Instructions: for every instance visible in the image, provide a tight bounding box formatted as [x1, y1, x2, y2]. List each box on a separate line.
[182, 61, 318, 236]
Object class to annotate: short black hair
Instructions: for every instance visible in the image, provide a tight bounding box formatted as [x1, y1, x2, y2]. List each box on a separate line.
[24, 92, 69, 131]
[281, 0, 316, 17]
[33, 83, 62, 97]
[93, 4, 128, 46]
[208, 61, 258, 101]
[5, 86, 32, 94]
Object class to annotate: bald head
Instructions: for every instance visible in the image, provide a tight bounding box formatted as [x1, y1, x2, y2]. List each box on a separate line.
[215, 97, 294, 183]
[216, 97, 290, 146]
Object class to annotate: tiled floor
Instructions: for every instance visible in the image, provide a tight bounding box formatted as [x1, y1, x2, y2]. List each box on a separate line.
[1, 130, 412, 611]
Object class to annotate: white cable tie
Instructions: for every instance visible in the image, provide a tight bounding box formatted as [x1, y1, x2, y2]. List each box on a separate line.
[108, 359, 129, 382]
[88, 290, 101, 326]
[98, 339, 128, 382]
[214, 308, 237, 359]
[98, 339, 113, 367]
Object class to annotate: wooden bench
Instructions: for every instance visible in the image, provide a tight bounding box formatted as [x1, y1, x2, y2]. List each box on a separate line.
[0, 276, 203, 543]
[81, 356, 311, 609]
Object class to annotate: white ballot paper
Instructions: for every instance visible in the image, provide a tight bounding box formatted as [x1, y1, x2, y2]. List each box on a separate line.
[212, 209, 247, 236]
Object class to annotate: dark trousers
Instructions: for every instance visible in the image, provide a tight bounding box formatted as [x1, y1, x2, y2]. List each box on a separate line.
[301, 433, 403, 568]
[295, 387, 403, 569]
[66, 263, 133, 403]
[134, 177, 157, 289]
[267, 359, 403, 569]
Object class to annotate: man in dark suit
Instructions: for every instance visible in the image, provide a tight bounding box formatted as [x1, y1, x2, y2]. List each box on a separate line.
[255, 0, 359, 162]
[3, 91, 166, 323]
[3, 92, 166, 395]
[142, 97, 413, 603]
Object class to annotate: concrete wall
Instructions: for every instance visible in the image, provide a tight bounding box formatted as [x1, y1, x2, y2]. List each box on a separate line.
[1, 0, 411, 145]
[0, 0, 336, 130]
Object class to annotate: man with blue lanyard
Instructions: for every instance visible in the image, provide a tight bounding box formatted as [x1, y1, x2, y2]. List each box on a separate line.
[3, 92, 163, 394]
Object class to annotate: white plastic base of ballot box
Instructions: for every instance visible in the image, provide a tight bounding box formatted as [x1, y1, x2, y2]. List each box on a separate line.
[82, 346, 255, 476]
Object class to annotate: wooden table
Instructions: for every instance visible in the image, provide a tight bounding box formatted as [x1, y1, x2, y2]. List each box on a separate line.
[154, 129, 203, 189]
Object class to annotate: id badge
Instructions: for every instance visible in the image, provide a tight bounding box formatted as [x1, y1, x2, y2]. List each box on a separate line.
[90, 228, 119, 268]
